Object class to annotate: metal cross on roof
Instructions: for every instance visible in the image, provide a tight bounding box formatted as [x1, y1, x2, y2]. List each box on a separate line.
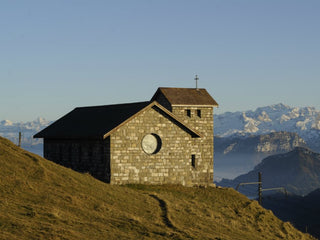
[194, 75, 199, 89]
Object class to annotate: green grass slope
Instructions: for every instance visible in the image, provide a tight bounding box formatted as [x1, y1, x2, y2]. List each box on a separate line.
[0, 137, 315, 240]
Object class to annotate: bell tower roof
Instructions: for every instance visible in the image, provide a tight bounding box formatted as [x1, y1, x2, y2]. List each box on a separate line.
[151, 87, 218, 107]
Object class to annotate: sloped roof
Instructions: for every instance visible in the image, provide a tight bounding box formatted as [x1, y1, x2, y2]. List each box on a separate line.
[34, 101, 201, 140]
[151, 87, 218, 106]
[34, 102, 150, 139]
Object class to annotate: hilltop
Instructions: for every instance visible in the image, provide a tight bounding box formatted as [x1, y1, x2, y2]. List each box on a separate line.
[0, 117, 50, 155]
[219, 147, 320, 196]
[0, 137, 314, 240]
[214, 132, 307, 179]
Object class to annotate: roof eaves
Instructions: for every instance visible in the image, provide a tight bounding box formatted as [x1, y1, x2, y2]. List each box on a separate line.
[171, 104, 219, 107]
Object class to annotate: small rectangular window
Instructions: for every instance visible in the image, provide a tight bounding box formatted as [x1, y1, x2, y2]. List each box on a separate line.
[197, 109, 201, 118]
[186, 109, 191, 117]
[191, 154, 196, 168]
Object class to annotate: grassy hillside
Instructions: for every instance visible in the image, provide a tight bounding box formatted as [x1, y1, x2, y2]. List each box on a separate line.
[0, 136, 315, 240]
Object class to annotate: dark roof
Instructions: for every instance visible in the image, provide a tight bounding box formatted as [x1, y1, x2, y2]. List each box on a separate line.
[151, 87, 218, 106]
[34, 101, 201, 139]
[34, 102, 150, 139]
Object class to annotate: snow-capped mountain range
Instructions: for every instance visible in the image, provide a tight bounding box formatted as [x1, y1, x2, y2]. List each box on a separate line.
[1, 103, 319, 155]
[0, 117, 51, 155]
[214, 103, 320, 151]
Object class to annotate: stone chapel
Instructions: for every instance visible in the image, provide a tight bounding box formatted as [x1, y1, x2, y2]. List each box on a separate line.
[34, 87, 218, 186]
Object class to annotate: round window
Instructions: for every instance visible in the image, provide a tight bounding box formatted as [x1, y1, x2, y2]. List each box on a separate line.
[141, 133, 162, 154]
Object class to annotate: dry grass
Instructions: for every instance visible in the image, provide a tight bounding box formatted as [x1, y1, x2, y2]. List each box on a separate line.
[0, 136, 315, 240]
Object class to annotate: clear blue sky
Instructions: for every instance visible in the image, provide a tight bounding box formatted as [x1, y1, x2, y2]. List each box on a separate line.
[1, 0, 319, 122]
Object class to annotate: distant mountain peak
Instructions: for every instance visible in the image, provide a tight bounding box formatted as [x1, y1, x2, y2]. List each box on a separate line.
[292, 146, 312, 153]
[215, 131, 307, 155]
[257, 146, 318, 166]
[255, 103, 291, 113]
[270, 103, 291, 110]
[215, 103, 320, 152]
[306, 188, 320, 199]
[0, 117, 51, 155]
[0, 120, 13, 126]
[291, 146, 320, 159]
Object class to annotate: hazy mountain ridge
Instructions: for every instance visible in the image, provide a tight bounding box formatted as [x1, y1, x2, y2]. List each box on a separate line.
[214, 132, 308, 180]
[215, 103, 320, 152]
[215, 131, 307, 155]
[218, 147, 320, 196]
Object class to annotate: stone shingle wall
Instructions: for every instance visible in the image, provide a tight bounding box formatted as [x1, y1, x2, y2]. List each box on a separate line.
[44, 138, 110, 182]
[110, 106, 209, 185]
[171, 106, 214, 183]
